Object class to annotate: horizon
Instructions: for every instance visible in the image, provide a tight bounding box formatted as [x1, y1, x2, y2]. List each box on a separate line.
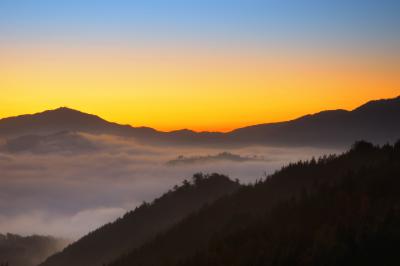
[1, 2, 400, 264]
[1, 95, 399, 133]
[1, 0, 399, 131]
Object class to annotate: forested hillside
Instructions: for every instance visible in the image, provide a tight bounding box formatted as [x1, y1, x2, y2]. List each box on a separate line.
[40, 174, 240, 266]
[108, 140, 400, 266]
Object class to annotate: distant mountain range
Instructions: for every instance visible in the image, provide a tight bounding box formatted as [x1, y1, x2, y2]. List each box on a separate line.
[0, 96, 399, 148]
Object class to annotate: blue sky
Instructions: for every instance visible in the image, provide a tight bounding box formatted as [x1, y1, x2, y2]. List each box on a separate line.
[0, 0, 399, 131]
[1, 0, 399, 45]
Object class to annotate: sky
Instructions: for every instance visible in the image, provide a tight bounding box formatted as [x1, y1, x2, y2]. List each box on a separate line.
[0, 0, 399, 131]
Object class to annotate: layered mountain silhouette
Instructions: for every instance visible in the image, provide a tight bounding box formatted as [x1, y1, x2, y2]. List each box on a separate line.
[40, 174, 240, 266]
[40, 140, 400, 266]
[107, 141, 400, 266]
[0, 96, 399, 147]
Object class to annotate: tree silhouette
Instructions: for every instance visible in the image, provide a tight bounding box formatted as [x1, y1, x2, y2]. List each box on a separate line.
[106, 140, 400, 266]
[40, 174, 240, 266]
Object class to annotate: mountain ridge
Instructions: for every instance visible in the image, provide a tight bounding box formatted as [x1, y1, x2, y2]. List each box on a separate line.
[2, 96, 399, 134]
[104, 140, 400, 266]
[0, 96, 399, 147]
[39, 174, 240, 266]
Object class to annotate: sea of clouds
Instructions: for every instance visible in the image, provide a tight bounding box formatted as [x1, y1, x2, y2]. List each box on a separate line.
[0, 133, 341, 239]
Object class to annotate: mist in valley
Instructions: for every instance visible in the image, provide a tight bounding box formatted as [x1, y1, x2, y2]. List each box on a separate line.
[0, 132, 341, 239]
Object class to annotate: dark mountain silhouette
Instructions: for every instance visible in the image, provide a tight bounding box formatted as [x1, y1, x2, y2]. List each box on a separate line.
[39, 174, 240, 266]
[229, 96, 400, 147]
[0, 233, 68, 266]
[104, 140, 400, 266]
[0, 107, 159, 139]
[0, 96, 399, 147]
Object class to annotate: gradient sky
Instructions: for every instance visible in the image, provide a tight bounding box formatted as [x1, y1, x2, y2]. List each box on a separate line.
[1, 0, 399, 131]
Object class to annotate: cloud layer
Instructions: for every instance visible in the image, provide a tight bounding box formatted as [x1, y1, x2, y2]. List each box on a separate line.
[0, 133, 340, 238]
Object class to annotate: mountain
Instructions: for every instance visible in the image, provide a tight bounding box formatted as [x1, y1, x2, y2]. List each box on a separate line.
[0, 96, 399, 147]
[229, 96, 400, 146]
[0, 233, 68, 266]
[0, 107, 159, 139]
[105, 140, 400, 266]
[40, 174, 240, 266]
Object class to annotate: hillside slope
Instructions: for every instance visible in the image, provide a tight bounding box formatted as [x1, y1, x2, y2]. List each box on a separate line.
[40, 174, 240, 266]
[181, 151, 400, 266]
[107, 140, 400, 266]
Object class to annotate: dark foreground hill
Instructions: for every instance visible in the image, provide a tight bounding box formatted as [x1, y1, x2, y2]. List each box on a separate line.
[0, 96, 399, 148]
[106, 140, 400, 266]
[0, 234, 67, 266]
[40, 174, 240, 266]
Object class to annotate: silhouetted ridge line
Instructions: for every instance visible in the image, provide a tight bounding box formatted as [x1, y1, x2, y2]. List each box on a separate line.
[353, 95, 400, 112]
[39, 174, 240, 266]
[106, 140, 400, 266]
[0, 96, 399, 147]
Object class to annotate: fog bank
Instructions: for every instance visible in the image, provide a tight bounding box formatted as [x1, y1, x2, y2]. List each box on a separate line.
[0, 133, 341, 238]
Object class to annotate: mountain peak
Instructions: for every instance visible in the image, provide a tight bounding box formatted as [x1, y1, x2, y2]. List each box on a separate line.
[33, 107, 108, 125]
[0, 106, 112, 137]
[54, 106, 80, 112]
[42, 106, 96, 117]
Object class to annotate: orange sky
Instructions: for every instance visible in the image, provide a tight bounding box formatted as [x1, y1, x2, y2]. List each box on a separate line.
[0, 42, 399, 132]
